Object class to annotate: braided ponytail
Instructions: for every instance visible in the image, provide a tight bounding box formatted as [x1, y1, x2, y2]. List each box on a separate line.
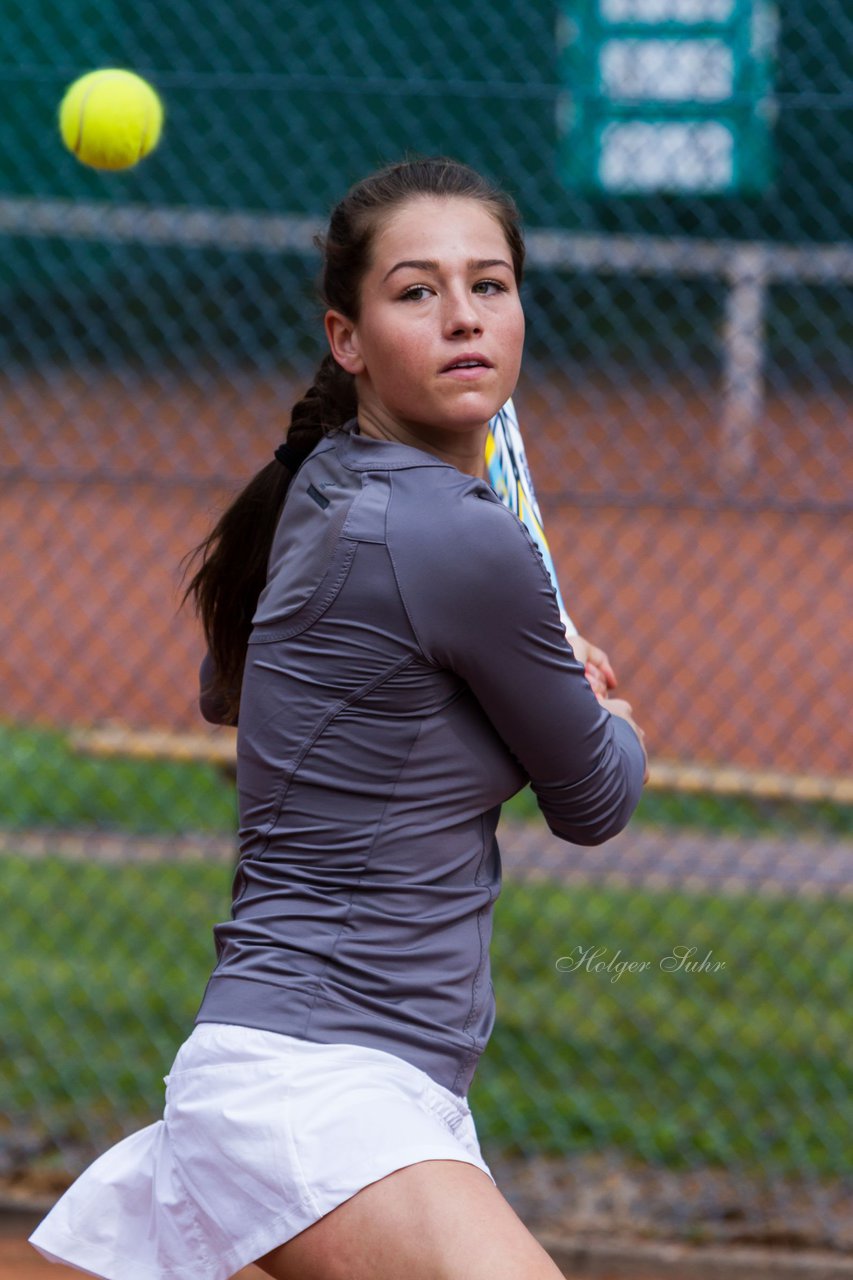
[183, 354, 355, 721]
[185, 154, 523, 721]
[287, 353, 357, 452]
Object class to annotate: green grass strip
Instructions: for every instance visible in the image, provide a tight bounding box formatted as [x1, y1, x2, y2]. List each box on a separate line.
[2, 856, 850, 1177]
[1, 722, 850, 837]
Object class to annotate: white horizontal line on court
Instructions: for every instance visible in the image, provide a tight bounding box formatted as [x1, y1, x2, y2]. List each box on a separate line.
[2, 825, 852, 901]
[0, 197, 852, 283]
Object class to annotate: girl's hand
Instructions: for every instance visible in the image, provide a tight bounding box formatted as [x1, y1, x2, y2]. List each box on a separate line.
[603, 696, 650, 783]
[566, 633, 617, 700]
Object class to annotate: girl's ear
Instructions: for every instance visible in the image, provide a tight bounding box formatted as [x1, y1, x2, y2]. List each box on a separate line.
[324, 310, 365, 376]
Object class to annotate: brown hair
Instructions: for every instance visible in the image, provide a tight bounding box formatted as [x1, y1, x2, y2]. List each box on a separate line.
[184, 156, 525, 721]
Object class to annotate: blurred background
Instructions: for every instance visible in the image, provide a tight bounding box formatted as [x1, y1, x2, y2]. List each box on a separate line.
[1, 0, 851, 1259]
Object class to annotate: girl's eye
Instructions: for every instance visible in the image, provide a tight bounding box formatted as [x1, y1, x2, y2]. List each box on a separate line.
[473, 279, 508, 295]
[400, 285, 432, 302]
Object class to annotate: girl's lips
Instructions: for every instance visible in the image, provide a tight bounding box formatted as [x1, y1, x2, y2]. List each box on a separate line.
[440, 364, 493, 380]
[438, 355, 491, 378]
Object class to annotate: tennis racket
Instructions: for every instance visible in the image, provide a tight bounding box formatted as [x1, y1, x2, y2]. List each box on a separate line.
[485, 397, 576, 635]
[486, 400, 616, 698]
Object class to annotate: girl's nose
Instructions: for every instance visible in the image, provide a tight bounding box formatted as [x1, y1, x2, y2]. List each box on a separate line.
[444, 293, 482, 337]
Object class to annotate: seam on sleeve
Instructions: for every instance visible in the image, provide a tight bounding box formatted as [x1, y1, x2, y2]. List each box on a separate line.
[385, 473, 442, 669]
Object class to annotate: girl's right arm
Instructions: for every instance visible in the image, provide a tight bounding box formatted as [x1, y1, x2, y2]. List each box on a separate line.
[398, 492, 647, 845]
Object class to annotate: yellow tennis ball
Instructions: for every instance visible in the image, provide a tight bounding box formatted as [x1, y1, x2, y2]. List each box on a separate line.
[59, 69, 164, 171]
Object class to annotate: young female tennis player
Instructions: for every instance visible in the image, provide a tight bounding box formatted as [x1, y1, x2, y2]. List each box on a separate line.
[31, 157, 647, 1280]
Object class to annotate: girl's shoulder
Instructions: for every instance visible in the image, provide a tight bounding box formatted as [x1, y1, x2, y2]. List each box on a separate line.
[389, 461, 526, 549]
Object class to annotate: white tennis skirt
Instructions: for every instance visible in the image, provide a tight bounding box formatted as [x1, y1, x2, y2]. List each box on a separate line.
[29, 1022, 495, 1280]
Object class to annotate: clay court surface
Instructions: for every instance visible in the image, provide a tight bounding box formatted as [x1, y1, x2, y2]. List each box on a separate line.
[1, 1213, 637, 1280]
[0, 1235, 265, 1279]
[1, 366, 850, 777]
[0, 1232, 631, 1280]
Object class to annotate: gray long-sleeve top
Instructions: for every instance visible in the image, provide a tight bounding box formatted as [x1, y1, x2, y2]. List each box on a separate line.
[195, 421, 646, 1096]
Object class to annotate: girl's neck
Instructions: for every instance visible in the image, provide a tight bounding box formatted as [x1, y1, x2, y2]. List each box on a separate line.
[355, 408, 488, 481]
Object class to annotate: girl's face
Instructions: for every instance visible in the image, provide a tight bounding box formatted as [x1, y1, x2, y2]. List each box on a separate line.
[325, 196, 525, 456]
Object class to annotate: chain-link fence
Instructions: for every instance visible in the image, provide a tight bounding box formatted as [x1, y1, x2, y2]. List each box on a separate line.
[2, 0, 851, 1255]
